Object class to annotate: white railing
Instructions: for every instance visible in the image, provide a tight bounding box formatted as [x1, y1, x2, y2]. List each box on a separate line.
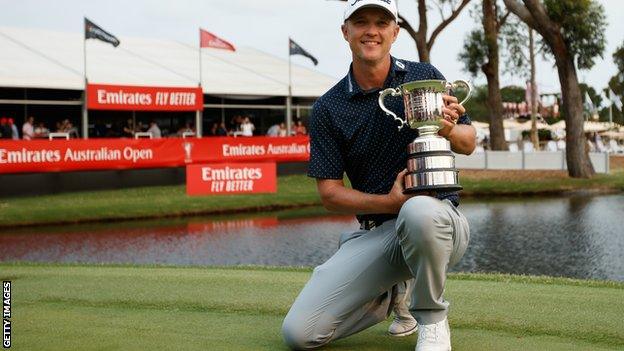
[182, 131, 196, 138]
[134, 132, 153, 139]
[455, 151, 610, 174]
[48, 132, 70, 140]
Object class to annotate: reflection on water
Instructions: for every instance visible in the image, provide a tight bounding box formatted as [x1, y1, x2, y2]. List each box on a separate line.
[0, 195, 623, 281]
[457, 194, 624, 281]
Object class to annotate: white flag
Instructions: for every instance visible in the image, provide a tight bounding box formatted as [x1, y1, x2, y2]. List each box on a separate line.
[609, 88, 623, 110]
[584, 91, 596, 113]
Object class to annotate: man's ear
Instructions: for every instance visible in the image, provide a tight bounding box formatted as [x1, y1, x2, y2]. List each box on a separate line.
[341, 23, 348, 41]
[392, 23, 400, 43]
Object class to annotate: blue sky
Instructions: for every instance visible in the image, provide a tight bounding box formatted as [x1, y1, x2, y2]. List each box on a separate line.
[1, 0, 622, 103]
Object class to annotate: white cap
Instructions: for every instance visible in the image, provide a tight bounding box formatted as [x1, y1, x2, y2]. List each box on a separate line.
[344, 0, 398, 22]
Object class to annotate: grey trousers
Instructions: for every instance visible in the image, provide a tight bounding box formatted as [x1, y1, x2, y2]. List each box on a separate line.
[281, 196, 470, 350]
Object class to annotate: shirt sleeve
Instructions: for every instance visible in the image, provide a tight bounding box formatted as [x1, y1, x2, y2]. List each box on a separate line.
[426, 63, 472, 125]
[307, 100, 345, 179]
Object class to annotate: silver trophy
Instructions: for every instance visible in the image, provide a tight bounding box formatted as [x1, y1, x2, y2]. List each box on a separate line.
[378, 79, 472, 193]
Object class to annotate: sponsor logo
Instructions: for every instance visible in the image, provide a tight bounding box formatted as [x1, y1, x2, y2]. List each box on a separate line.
[0, 147, 153, 164]
[183, 142, 193, 163]
[221, 143, 308, 157]
[187, 163, 276, 195]
[351, 0, 391, 6]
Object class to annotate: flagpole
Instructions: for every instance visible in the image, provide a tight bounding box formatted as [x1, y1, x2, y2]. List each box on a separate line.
[196, 29, 203, 138]
[286, 38, 293, 136]
[609, 89, 613, 127]
[82, 26, 89, 139]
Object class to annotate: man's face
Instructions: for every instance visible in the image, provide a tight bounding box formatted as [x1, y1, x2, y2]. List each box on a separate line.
[342, 7, 399, 64]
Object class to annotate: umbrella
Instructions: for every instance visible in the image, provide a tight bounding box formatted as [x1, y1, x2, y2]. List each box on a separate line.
[600, 131, 624, 140]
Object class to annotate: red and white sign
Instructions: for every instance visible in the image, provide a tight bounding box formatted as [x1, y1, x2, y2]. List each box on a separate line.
[0, 136, 309, 174]
[87, 84, 203, 111]
[186, 163, 276, 195]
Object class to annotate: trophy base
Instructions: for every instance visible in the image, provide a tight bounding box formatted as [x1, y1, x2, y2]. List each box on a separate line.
[403, 184, 464, 194]
[403, 170, 463, 194]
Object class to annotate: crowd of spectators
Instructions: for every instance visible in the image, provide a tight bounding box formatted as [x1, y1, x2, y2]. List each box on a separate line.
[0, 115, 82, 140]
[266, 120, 307, 137]
[0, 117, 19, 140]
[0, 114, 309, 140]
[204, 114, 308, 137]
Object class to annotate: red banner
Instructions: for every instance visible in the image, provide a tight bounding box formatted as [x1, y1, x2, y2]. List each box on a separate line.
[186, 163, 276, 195]
[87, 84, 203, 111]
[0, 136, 309, 174]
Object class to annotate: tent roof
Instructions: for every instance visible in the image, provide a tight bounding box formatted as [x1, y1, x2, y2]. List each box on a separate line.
[0, 26, 338, 98]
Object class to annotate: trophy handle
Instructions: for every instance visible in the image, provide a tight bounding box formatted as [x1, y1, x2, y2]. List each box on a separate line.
[449, 80, 473, 106]
[378, 88, 406, 130]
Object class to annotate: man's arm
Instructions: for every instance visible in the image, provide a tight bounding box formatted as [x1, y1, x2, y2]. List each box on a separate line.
[316, 170, 411, 215]
[445, 124, 477, 155]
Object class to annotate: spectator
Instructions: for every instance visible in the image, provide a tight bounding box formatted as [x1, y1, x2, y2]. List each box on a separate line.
[240, 117, 255, 137]
[108, 121, 123, 137]
[208, 122, 218, 136]
[8, 118, 19, 140]
[266, 123, 280, 137]
[93, 119, 108, 138]
[22, 116, 35, 140]
[34, 122, 49, 139]
[135, 121, 145, 134]
[230, 115, 244, 133]
[177, 122, 194, 137]
[123, 118, 134, 138]
[62, 119, 79, 138]
[0, 118, 10, 139]
[294, 120, 307, 135]
[147, 120, 162, 138]
[278, 122, 288, 137]
[216, 122, 228, 136]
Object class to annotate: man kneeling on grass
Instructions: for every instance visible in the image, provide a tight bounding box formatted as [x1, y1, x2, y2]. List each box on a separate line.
[281, 1, 476, 350]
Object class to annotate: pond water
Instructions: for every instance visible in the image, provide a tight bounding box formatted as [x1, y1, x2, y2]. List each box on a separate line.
[1, 194, 623, 281]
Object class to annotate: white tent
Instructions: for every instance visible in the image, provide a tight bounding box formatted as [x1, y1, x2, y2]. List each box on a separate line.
[549, 120, 611, 133]
[0, 26, 337, 97]
[471, 121, 489, 130]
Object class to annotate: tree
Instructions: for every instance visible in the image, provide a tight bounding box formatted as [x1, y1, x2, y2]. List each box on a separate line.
[603, 43, 624, 125]
[501, 16, 550, 150]
[579, 83, 602, 114]
[458, 0, 510, 150]
[503, 0, 606, 178]
[608, 43, 624, 106]
[334, 0, 472, 62]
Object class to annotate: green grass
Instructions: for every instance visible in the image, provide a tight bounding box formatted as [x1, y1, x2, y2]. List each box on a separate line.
[1, 263, 622, 350]
[461, 170, 624, 195]
[0, 175, 321, 227]
[1, 170, 623, 227]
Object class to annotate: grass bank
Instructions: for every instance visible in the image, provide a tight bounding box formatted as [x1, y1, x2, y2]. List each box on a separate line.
[1, 263, 622, 350]
[1, 167, 623, 227]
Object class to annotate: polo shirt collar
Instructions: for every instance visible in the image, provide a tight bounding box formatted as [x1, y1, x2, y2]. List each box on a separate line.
[345, 56, 407, 99]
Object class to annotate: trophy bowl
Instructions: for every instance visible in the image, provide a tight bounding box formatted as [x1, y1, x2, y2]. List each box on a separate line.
[379, 79, 472, 193]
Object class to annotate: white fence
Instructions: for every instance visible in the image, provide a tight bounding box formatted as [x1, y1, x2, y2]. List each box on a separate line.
[455, 151, 610, 173]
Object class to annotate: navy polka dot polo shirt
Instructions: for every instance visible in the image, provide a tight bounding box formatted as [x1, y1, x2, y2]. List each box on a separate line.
[307, 56, 471, 225]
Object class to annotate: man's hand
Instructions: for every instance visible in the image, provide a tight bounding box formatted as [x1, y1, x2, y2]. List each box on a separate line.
[438, 95, 465, 138]
[385, 169, 414, 213]
[316, 170, 434, 215]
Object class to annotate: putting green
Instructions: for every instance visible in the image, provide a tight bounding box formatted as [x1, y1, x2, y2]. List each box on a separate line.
[2, 264, 622, 350]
